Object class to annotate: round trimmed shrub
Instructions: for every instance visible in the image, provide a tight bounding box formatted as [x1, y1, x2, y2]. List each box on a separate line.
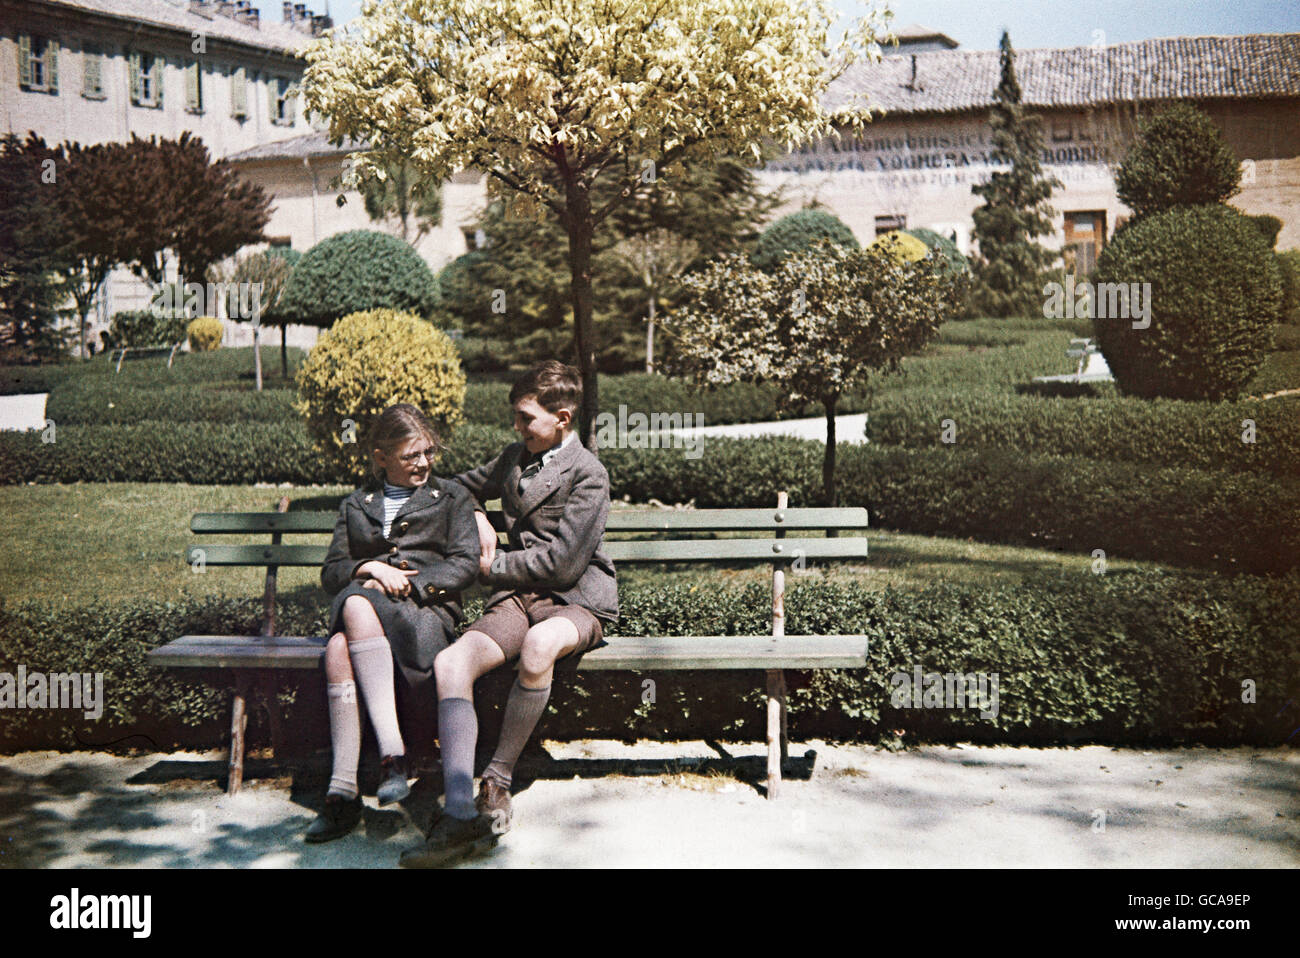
[751, 209, 859, 272]
[1277, 249, 1300, 321]
[102, 309, 189, 349]
[1093, 204, 1283, 401]
[1114, 104, 1241, 220]
[277, 230, 440, 328]
[294, 308, 466, 483]
[868, 230, 929, 263]
[186, 316, 223, 352]
[903, 227, 970, 277]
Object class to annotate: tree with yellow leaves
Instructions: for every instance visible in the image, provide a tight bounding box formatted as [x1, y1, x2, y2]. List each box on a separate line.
[301, 0, 892, 451]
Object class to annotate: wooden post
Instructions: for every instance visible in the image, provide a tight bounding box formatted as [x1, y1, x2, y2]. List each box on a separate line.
[228, 671, 249, 795]
[767, 491, 789, 799]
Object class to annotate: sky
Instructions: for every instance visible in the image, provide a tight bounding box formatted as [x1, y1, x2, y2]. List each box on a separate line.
[317, 0, 1300, 50]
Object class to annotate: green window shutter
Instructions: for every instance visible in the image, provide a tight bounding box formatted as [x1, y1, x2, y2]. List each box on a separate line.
[18, 34, 32, 88]
[286, 84, 296, 125]
[231, 65, 247, 117]
[46, 42, 57, 93]
[129, 50, 141, 103]
[267, 75, 278, 123]
[186, 61, 199, 112]
[154, 55, 163, 108]
[83, 49, 101, 97]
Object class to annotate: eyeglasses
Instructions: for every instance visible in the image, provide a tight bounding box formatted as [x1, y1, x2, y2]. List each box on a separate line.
[396, 447, 436, 466]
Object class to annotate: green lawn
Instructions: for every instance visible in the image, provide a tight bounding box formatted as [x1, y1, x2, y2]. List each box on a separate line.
[0, 483, 1173, 607]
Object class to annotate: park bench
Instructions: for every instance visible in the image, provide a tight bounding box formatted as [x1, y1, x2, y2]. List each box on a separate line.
[1031, 337, 1114, 384]
[146, 493, 870, 799]
[110, 342, 183, 373]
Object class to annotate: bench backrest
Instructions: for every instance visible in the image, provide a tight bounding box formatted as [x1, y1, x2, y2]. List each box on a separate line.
[187, 494, 868, 637]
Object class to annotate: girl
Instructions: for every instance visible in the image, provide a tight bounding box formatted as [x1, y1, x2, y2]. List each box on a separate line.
[307, 403, 480, 843]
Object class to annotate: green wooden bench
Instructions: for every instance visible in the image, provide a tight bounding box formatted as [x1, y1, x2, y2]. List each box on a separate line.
[147, 493, 870, 798]
[110, 342, 183, 373]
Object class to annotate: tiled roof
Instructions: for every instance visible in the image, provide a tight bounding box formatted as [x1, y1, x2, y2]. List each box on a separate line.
[227, 130, 364, 160]
[828, 33, 1300, 117]
[32, 0, 313, 56]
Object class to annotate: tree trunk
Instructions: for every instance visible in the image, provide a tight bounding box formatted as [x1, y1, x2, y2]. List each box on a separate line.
[822, 395, 838, 507]
[280, 324, 288, 379]
[563, 179, 599, 453]
[645, 292, 655, 374]
[253, 324, 263, 391]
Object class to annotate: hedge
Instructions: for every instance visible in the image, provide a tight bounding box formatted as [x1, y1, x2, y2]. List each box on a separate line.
[45, 383, 298, 425]
[2, 425, 1296, 572]
[3, 572, 1296, 751]
[864, 390, 1300, 478]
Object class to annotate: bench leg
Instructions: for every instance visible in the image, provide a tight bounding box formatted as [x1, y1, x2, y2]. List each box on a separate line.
[778, 671, 789, 763]
[765, 669, 785, 799]
[228, 673, 250, 796]
[257, 674, 285, 762]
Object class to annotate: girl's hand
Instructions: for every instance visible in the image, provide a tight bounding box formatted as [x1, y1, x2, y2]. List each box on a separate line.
[359, 560, 418, 597]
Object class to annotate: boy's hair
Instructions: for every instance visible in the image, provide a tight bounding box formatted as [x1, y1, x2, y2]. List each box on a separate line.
[364, 403, 441, 483]
[509, 360, 582, 417]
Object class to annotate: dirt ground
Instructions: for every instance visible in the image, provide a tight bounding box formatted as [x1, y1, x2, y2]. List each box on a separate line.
[0, 740, 1295, 868]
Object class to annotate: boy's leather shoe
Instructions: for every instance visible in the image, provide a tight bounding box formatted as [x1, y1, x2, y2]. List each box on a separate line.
[475, 779, 512, 834]
[305, 793, 362, 843]
[377, 754, 410, 806]
[399, 812, 498, 868]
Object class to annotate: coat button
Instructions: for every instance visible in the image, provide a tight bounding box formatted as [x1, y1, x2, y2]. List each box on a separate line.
[399, 560, 410, 570]
[389, 546, 398, 554]
[399, 521, 409, 532]
[425, 584, 435, 595]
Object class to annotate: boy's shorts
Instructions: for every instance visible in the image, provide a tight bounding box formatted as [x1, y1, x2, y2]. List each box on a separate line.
[465, 592, 605, 661]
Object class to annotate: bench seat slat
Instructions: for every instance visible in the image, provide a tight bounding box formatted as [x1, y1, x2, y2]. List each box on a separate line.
[148, 634, 868, 671]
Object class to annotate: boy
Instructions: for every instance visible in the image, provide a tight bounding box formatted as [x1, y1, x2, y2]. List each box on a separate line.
[400, 360, 617, 867]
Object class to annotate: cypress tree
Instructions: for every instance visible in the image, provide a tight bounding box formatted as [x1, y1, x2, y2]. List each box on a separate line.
[969, 31, 1061, 318]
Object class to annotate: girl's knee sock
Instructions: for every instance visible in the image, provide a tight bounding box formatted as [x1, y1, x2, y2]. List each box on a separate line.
[483, 679, 551, 789]
[437, 697, 478, 820]
[348, 635, 405, 759]
[326, 681, 361, 800]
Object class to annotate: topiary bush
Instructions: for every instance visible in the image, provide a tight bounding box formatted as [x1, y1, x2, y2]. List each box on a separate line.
[1114, 104, 1241, 220]
[1277, 249, 1300, 322]
[750, 208, 859, 272]
[1092, 204, 1283, 400]
[868, 230, 930, 263]
[294, 308, 466, 483]
[186, 316, 223, 352]
[102, 309, 189, 349]
[276, 230, 440, 328]
[1247, 214, 1283, 249]
[903, 227, 970, 277]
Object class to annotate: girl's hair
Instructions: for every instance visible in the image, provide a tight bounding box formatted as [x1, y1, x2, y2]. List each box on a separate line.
[363, 403, 442, 484]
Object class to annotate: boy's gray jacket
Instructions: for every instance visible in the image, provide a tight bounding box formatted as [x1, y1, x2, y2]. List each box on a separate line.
[452, 438, 618, 624]
[321, 477, 481, 620]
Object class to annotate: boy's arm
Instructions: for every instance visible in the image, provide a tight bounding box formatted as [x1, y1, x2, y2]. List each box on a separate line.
[450, 448, 509, 510]
[486, 466, 610, 591]
[410, 489, 481, 598]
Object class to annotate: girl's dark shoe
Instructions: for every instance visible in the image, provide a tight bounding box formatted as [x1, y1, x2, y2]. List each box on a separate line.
[305, 793, 362, 843]
[377, 755, 410, 806]
[399, 812, 498, 868]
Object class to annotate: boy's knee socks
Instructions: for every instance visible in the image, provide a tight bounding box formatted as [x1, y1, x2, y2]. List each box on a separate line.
[438, 697, 478, 820]
[326, 681, 360, 800]
[483, 680, 551, 789]
[348, 634, 405, 759]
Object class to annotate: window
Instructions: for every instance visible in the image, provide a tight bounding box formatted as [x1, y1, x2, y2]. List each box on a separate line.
[18, 34, 59, 94]
[875, 214, 906, 235]
[463, 228, 487, 251]
[129, 51, 163, 108]
[268, 76, 296, 126]
[81, 43, 104, 99]
[230, 65, 248, 118]
[185, 60, 203, 113]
